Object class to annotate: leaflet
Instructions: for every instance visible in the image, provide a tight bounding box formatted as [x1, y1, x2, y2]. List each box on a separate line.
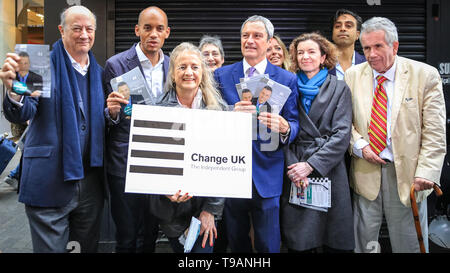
[289, 177, 331, 212]
[239, 73, 269, 83]
[183, 217, 201, 253]
[110, 67, 154, 106]
[235, 75, 291, 115]
[14, 44, 51, 98]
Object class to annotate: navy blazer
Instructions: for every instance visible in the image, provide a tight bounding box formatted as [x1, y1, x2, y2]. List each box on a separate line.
[103, 44, 170, 178]
[3, 53, 105, 207]
[329, 51, 366, 76]
[214, 60, 300, 198]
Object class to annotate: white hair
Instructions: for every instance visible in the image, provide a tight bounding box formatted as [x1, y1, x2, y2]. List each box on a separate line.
[165, 42, 226, 110]
[360, 17, 398, 46]
[240, 15, 274, 40]
[60, 5, 97, 29]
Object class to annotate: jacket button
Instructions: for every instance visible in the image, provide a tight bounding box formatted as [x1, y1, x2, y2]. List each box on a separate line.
[81, 125, 86, 131]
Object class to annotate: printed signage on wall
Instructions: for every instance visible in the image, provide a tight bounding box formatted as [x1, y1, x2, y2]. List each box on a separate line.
[439, 62, 450, 86]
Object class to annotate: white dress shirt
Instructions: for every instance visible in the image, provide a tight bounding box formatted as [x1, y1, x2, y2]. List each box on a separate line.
[65, 49, 90, 76]
[353, 56, 397, 162]
[135, 43, 165, 98]
[335, 51, 356, 80]
[243, 58, 267, 78]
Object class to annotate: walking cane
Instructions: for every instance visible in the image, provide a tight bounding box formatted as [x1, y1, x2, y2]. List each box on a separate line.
[410, 184, 443, 253]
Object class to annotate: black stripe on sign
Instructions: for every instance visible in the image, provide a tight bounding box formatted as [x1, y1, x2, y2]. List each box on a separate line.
[130, 165, 184, 176]
[132, 135, 185, 145]
[134, 120, 185, 130]
[131, 150, 184, 160]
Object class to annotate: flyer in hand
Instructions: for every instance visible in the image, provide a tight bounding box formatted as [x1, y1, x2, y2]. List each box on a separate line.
[235, 75, 291, 115]
[110, 67, 154, 106]
[14, 44, 51, 98]
[289, 177, 331, 212]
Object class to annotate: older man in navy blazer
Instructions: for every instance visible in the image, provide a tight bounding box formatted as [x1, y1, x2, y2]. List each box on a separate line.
[103, 6, 170, 253]
[1, 6, 105, 253]
[214, 15, 299, 253]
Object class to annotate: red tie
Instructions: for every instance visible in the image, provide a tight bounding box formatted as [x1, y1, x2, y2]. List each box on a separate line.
[368, 75, 388, 155]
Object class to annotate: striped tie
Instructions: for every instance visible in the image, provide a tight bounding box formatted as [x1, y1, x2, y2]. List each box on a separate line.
[368, 75, 388, 155]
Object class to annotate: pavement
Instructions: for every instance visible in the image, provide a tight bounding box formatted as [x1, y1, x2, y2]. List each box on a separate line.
[0, 149, 32, 253]
[1, 147, 449, 254]
[0, 148, 173, 253]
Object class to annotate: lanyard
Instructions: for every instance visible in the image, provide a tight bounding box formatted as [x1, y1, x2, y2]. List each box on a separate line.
[18, 72, 29, 83]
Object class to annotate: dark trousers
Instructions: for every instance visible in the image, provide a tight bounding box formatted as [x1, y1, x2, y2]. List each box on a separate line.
[168, 233, 214, 253]
[25, 167, 104, 253]
[288, 246, 353, 253]
[107, 174, 159, 253]
[213, 218, 228, 253]
[224, 186, 281, 253]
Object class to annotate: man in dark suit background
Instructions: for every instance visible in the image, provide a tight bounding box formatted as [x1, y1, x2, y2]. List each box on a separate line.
[103, 6, 170, 253]
[214, 15, 299, 253]
[329, 9, 366, 79]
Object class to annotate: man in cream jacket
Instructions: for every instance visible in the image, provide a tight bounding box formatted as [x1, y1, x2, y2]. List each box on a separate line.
[345, 17, 446, 253]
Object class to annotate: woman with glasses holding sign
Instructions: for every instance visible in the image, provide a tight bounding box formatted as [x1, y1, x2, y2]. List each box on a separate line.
[149, 42, 227, 253]
[281, 32, 354, 253]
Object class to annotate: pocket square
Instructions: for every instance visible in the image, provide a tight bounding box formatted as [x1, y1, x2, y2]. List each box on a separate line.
[405, 98, 413, 102]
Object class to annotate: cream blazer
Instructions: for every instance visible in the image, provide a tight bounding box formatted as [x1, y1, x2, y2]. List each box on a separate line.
[345, 56, 446, 206]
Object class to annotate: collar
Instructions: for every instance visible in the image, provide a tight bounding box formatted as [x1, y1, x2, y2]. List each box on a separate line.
[243, 58, 268, 76]
[64, 48, 90, 75]
[373, 55, 397, 82]
[135, 43, 164, 67]
[336, 51, 356, 69]
[177, 88, 203, 109]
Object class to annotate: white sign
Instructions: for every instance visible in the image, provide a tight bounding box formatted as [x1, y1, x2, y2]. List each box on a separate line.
[125, 104, 253, 198]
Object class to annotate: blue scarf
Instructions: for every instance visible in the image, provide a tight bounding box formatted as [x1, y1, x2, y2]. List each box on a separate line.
[52, 39, 104, 181]
[297, 68, 328, 114]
